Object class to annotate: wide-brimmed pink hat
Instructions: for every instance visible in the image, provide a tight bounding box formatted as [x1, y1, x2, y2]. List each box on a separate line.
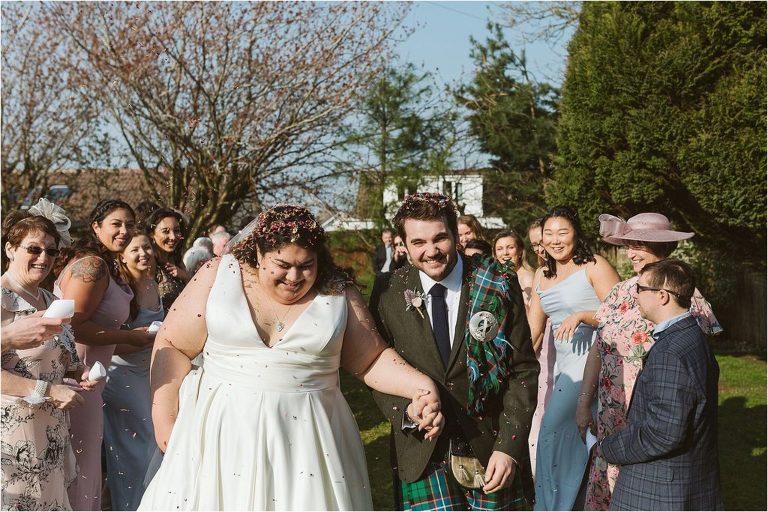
[599, 213, 694, 245]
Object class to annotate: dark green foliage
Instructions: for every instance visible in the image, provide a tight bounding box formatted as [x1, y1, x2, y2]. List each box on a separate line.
[551, 2, 766, 267]
[456, 23, 560, 232]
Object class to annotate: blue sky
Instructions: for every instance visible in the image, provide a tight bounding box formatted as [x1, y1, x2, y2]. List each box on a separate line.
[396, 2, 573, 89]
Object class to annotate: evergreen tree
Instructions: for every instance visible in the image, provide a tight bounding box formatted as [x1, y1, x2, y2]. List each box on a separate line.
[456, 23, 560, 232]
[551, 2, 766, 267]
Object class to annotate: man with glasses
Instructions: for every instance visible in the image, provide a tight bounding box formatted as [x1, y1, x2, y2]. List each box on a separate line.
[598, 259, 723, 510]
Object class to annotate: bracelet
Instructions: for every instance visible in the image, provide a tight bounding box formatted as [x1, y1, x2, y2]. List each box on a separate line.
[23, 380, 50, 405]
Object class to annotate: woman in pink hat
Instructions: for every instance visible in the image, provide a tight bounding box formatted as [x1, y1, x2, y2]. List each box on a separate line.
[576, 213, 723, 510]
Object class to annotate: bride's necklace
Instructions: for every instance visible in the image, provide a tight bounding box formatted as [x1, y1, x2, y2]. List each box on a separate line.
[4, 271, 41, 302]
[266, 298, 293, 332]
[253, 273, 294, 333]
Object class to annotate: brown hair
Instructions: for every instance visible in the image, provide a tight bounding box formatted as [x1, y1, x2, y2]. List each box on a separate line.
[3, 212, 61, 249]
[145, 207, 186, 267]
[457, 214, 485, 241]
[639, 259, 695, 309]
[393, 193, 458, 242]
[492, 230, 532, 271]
[464, 239, 492, 257]
[626, 240, 679, 259]
[117, 234, 158, 321]
[2, 212, 62, 272]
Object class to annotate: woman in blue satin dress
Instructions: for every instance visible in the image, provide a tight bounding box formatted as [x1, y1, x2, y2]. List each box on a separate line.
[527, 207, 620, 510]
[103, 234, 164, 510]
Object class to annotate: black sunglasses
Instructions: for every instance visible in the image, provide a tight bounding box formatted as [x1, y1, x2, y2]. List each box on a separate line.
[20, 245, 60, 258]
[634, 283, 680, 297]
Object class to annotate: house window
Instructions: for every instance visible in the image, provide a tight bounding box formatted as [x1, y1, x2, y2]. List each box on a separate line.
[455, 182, 463, 202]
[399, 184, 418, 200]
[443, 180, 452, 197]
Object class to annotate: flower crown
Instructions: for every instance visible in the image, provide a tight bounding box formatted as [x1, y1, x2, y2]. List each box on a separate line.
[396, 192, 456, 218]
[237, 204, 325, 250]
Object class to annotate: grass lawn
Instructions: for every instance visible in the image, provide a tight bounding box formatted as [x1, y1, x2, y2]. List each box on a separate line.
[716, 354, 766, 511]
[341, 354, 767, 511]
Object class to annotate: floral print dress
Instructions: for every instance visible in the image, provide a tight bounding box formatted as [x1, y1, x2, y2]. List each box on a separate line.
[157, 266, 185, 313]
[584, 276, 723, 510]
[1, 288, 81, 511]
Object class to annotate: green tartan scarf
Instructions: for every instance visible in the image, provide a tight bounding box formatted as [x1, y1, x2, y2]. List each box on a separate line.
[464, 258, 518, 417]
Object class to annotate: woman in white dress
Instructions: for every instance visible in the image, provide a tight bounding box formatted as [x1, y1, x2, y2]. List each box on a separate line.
[139, 205, 444, 511]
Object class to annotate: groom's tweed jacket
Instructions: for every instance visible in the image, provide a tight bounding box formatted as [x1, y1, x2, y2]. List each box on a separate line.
[371, 256, 539, 483]
[602, 315, 724, 511]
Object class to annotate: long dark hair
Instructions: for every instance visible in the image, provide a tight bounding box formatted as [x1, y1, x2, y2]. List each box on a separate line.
[145, 207, 186, 267]
[69, 199, 136, 281]
[541, 206, 596, 279]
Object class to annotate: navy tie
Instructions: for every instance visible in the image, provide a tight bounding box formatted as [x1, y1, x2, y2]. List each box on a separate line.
[429, 283, 451, 367]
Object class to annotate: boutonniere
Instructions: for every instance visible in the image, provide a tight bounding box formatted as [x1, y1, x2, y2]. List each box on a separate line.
[403, 289, 427, 319]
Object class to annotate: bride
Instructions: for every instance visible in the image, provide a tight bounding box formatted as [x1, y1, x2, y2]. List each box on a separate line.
[139, 205, 444, 510]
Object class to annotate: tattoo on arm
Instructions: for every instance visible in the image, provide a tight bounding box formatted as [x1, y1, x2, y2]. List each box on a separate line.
[69, 257, 109, 283]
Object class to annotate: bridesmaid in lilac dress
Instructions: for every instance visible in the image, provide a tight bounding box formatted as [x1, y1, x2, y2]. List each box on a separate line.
[56, 200, 155, 511]
[576, 213, 723, 510]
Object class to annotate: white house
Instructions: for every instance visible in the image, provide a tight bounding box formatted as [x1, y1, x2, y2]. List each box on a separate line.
[322, 170, 505, 232]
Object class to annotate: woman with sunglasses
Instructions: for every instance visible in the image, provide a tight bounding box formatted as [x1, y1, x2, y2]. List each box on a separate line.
[145, 208, 189, 312]
[576, 213, 722, 510]
[1, 208, 97, 510]
[56, 199, 155, 511]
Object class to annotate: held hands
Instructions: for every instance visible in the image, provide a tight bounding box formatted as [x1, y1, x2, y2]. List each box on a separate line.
[407, 388, 445, 441]
[2, 312, 66, 351]
[483, 451, 516, 493]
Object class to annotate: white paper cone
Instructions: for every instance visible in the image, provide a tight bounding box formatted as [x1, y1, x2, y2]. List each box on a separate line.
[88, 361, 107, 381]
[42, 299, 75, 319]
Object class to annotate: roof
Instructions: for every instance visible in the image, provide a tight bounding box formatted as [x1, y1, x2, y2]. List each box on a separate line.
[35, 168, 159, 227]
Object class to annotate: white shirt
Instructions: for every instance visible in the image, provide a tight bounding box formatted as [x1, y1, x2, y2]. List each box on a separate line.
[381, 244, 393, 273]
[418, 254, 463, 346]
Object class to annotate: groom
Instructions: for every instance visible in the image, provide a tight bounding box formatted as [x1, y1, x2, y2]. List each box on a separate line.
[371, 193, 539, 510]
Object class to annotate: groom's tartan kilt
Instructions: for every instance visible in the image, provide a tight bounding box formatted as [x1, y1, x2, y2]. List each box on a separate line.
[395, 458, 533, 511]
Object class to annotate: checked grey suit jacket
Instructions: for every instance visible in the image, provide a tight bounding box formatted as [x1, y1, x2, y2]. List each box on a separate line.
[601, 315, 724, 511]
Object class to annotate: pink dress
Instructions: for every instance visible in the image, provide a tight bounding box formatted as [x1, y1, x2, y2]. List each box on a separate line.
[584, 276, 722, 510]
[55, 258, 133, 512]
[528, 319, 554, 478]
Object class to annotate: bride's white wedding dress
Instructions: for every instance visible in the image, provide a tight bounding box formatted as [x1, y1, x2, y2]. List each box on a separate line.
[139, 254, 372, 510]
